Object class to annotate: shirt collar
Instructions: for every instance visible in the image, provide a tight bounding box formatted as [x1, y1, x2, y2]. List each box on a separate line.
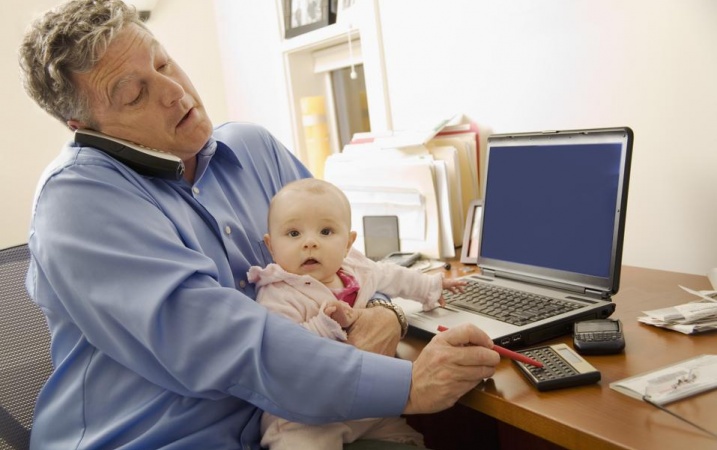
[194, 137, 242, 182]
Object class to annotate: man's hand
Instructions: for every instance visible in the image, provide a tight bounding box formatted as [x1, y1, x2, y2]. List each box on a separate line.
[403, 324, 500, 414]
[345, 307, 401, 357]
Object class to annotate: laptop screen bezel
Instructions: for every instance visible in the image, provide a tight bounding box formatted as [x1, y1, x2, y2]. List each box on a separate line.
[476, 127, 633, 297]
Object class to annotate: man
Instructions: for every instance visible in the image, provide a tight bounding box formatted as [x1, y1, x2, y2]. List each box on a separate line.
[18, 1, 499, 449]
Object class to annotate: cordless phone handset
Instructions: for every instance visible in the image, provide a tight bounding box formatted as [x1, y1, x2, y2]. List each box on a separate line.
[74, 129, 185, 180]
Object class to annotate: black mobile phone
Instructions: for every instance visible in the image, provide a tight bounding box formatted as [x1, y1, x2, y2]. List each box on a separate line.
[74, 129, 185, 180]
[573, 319, 625, 355]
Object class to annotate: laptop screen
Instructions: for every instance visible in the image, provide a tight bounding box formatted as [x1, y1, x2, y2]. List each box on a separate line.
[478, 128, 633, 295]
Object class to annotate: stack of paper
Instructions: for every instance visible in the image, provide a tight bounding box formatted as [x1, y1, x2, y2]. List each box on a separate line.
[637, 286, 717, 334]
[324, 115, 480, 259]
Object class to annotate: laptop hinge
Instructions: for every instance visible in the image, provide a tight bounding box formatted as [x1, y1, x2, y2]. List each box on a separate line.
[483, 268, 591, 296]
[585, 288, 610, 299]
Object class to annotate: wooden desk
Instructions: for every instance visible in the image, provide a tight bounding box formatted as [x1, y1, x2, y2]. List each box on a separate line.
[398, 264, 717, 450]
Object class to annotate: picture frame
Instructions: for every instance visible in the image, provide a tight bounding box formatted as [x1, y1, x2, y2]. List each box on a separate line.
[336, 0, 358, 25]
[460, 199, 483, 264]
[284, 0, 337, 39]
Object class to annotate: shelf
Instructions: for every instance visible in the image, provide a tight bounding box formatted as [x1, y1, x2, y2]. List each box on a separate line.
[282, 23, 354, 54]
[278, 0, 391, 173]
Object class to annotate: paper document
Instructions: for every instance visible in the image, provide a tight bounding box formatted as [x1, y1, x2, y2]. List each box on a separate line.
[610, 354, 717, 405]
[325, 154, 446, 258]
[637, 286, 717, 334]
[334, 114, 480, 256]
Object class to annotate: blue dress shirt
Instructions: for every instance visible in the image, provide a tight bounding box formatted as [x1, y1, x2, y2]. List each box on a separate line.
[26, 122, 412, 450]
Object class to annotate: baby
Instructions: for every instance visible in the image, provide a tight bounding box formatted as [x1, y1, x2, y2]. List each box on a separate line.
[248, 178, 465, 450]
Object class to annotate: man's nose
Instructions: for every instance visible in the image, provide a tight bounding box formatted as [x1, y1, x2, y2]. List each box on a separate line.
[156, 74, 185, 107]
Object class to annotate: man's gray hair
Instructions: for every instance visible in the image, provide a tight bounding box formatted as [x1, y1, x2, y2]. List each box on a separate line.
[18, 0, 148, 127]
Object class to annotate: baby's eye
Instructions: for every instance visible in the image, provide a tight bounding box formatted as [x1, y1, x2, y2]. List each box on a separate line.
[320, 228, 333, 236]
[288, 230, 300, 237]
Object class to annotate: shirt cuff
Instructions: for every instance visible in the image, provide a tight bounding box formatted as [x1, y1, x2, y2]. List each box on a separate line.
[349, 352, 412, 419]
[369, 291, 392, 303]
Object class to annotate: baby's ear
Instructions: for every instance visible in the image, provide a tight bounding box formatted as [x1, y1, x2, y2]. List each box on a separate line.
[263, 234, 273, 255]
[346, 231, 357, 253]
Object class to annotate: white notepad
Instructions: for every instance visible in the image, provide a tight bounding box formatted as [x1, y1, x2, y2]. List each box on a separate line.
[610, 354, 717, 405]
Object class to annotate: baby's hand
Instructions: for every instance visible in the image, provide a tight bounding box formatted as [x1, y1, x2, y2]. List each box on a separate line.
[324, 300, 357, 329]
[443, 277, 467, 293]
[439, 278, 467, 307]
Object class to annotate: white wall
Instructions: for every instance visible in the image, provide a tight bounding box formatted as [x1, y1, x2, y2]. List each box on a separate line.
[4, 1, 716, 276]
[212, 0, 293, 148]
[374, 0, 717, 276]
[2, 0, 68, 249]
[1, 0, 228, 249]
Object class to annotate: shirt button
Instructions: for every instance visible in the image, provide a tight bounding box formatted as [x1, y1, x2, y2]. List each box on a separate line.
[224, 226, 232, 235]
[192, 186, 200, 195]
[239, 280, 247, 289]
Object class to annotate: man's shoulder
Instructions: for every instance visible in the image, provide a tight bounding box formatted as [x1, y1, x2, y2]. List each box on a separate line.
[213, 122, 270, 143]
[213, 122, 283, 159]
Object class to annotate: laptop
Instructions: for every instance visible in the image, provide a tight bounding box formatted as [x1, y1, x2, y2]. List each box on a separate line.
[396, 126, 633, 348]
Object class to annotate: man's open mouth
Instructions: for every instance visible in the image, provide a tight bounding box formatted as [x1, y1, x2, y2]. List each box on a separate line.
[177, 108, 193, 128]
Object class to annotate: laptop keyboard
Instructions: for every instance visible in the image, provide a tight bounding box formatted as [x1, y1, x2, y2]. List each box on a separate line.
[443, 279, 582, 326]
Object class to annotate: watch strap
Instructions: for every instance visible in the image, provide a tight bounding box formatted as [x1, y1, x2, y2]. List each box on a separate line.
[367, 298, 408, 338]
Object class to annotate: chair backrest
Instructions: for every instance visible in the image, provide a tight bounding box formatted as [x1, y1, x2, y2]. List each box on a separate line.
[0, 244, 52, 450]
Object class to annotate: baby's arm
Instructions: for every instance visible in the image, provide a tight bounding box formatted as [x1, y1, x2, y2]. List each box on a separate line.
[324, 300, 358, 329]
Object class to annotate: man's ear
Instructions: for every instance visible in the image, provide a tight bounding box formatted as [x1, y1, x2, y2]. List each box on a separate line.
[67, 119, 86, 132]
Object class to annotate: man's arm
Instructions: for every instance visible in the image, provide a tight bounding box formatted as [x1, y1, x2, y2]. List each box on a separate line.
[348, 314, 500, 414]
[345, 305, 401, 356]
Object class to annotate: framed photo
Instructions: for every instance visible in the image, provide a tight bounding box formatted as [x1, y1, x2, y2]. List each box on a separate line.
[336, 0, 357, 24]
[460, 199, 483, 264]
[284, 0, 336, 39]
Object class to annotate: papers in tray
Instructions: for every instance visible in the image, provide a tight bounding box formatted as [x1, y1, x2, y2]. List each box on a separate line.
[325, 114, 480, 259]
[610, 354, 717, 405]
[637, 286, 717, 334]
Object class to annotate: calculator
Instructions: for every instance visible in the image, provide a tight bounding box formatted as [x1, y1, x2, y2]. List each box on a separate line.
[512, 343, 601, 391]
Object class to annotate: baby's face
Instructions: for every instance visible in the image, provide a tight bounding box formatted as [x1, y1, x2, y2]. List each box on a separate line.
[266, 191, 355, 285]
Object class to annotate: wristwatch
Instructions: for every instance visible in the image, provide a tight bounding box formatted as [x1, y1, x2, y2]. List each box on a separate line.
[367, 299, 408, 338]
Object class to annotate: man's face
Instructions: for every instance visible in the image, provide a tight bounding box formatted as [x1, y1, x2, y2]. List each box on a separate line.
[71, 24, 213, 162]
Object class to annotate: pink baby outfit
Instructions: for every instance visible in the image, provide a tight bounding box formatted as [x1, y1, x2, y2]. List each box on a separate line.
[248, 248, 443, 450]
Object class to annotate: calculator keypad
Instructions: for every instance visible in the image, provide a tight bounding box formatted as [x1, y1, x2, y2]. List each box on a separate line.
[521, 347, 579, 381]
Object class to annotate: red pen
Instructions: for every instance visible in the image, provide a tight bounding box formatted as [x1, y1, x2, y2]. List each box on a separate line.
[437, 325, 544, 368]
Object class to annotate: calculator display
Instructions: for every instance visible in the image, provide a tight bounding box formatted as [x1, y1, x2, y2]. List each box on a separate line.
[557, 346, 581, 364]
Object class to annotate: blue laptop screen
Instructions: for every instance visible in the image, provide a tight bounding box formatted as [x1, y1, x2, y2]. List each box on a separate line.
[480, 143, 623, 278]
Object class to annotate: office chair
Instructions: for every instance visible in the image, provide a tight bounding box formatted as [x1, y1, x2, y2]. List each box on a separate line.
[0, 244, 52, 450]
